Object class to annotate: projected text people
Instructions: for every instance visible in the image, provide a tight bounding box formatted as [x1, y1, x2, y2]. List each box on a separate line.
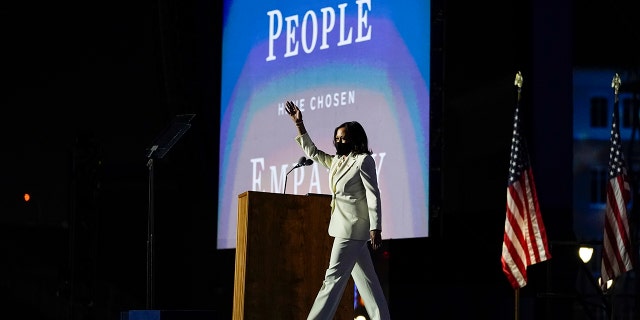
[266, 0, 372, 61]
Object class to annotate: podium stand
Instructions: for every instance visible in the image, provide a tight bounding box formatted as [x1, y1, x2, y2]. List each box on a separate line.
[233, 191, 354, 320]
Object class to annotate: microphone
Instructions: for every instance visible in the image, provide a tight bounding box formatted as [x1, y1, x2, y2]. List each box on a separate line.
[283, 156, 313, 194]
[292, 156, 313, 169]
[295, 156, 307, 168]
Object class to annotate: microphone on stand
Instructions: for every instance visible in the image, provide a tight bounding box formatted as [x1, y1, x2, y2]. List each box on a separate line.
[294, 156, 307, 168]
[283, 156, 314, 194]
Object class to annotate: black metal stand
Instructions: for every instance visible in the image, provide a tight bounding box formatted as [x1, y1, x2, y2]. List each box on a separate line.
[146, 156, 156, 310]
[145, 114, 195, 309]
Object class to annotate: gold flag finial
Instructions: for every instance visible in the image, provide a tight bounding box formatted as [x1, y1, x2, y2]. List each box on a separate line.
[514, 71, 523, 102]
[612, 73, 621, 95]
[514, 71, 523, 88]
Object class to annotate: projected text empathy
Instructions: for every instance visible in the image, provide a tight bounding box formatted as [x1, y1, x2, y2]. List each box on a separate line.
[250, 153, 386, 194]
[266, 0, 372, 61]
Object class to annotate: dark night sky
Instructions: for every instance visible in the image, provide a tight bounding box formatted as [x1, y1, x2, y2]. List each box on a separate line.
[1, 1, 214, 223]
[1, 1, 222, 317]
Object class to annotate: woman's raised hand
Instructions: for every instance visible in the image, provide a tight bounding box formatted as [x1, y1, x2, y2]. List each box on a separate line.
[285, 101, 302, 123]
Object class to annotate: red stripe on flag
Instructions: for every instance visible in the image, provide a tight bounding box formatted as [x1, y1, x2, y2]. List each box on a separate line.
[601, 174, 633, 289]
[502, 168, 551, 289]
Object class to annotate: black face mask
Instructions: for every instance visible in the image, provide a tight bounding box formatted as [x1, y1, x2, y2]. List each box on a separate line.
[335, 142, 352, 155]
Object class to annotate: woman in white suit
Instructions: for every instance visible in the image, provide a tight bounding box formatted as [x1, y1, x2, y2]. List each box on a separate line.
[285, 101, 391, 320]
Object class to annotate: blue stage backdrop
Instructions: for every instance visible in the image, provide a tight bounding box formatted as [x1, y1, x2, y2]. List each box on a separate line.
[219, 0, 431, 249]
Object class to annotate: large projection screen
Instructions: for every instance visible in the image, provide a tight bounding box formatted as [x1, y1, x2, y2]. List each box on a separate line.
[219, 0, 431, 249]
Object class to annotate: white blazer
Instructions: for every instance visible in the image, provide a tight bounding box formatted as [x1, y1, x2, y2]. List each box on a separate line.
[296, 133, 382, 241]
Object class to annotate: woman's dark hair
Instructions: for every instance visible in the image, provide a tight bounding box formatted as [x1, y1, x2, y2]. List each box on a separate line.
[333, 121, 372, 155]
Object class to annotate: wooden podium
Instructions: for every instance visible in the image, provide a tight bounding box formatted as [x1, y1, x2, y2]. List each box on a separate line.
[232, 191, 354, 320]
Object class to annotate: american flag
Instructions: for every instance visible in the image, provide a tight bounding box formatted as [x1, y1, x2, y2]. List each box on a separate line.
[600, 85, 633, 291]
[501, 100, 551, 289]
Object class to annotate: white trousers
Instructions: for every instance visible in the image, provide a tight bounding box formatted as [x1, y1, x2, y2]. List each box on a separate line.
[307, 237, 391, 320]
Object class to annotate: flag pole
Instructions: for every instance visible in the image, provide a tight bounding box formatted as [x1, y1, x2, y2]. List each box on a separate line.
[602, 72, 635, 319]
[503, 70, 550, 318]
[513, 71, 523, 320]
[515, 288, 520, 320]
[609, 72, 621, 320]
[612, 72, 620, 106]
